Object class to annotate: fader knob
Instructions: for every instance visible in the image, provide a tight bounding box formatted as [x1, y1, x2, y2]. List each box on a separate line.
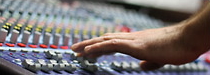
[70, 53, 77, 60]
[36, 59, 46, 66]
[48, 60, 58, 66]
[80, 60, 98, 72]
[22, 59, 34, 68]
[36, 59, 53, 72]
[33, 31, 41, 44]
[59, 60, 69, 65]
[43, 32, 51, 45]
[64, 64, 77, 72]
[0, 29, 8, 42]
[63, 34, 70, 46]
[29, 63, 41, 72]
[120, 61, 130, 71]
[45, 50, 56, 59]
[52, 54, 63, 61]
[130, 61, 140, 72]
[10, 30, 19, 43]
[13, 59, 21, 63]
[22, 31, 30, 44]
[53, 33, 61, 45]
[22, 59, 41, 72]
[110, 61, 121, 70]
[54, 63, 65, 71]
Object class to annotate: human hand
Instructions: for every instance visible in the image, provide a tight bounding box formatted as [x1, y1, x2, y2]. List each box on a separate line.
[71, 25, 202, 71]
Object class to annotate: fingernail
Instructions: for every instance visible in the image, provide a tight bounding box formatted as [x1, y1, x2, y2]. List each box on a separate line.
[76, 53, 83, 57]
[84, 46, 91, 52]
[71, 44, 78, 49]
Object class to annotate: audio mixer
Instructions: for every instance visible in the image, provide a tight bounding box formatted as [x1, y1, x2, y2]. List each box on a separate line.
[0, 0, 210, 75]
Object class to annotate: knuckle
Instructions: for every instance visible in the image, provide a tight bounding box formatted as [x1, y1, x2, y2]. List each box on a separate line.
[82, 40, 88, 44]
[101, 36, 111, 40]
[133, 40, 148, 49]
[110, 39, 120, 45]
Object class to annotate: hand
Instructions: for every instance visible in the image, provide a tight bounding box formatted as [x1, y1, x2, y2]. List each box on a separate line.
[71, 24, 202, 71]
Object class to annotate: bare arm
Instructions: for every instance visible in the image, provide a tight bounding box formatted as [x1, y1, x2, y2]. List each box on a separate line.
[71, 3, 210, 71]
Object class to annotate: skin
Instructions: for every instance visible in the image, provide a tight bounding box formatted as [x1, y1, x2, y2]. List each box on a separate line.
[71, 3, 210, 71]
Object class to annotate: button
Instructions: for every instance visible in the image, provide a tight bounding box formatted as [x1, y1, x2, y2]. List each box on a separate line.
[48, 60, 58, 65]
[63, 34, 70, 46]
[205, 55, 210, 64]
[86, 64, 98, 72]
[45, 50, 56, 59]
[43, 32, 51, 45]
[6, 43, 15, 47]
[184, 64, 192, 71]
[29, 44, 37, 48]
[73, 34, 80, 44]
[17, 43, 26, 47]
[39, 44, 48, 48]
[22, 59, 34, 68]
[80, 60, 90, 68]
[190, 63, 197, 71]
[9, 49, 16, 52]
[42, 64, 53, 72]
[0, 43, 3, 46]
[83, 35, 89, 41]
[170, 65, 178, 71]
[59, 60, 69, 64]
[70, 53, 77, 60]
[197, 63, 207, 71]
[53, 33, 60, 45]
[120, 61, 130, 71]
[64, 64, 77, 72]
[22, 59, 41, 72]
[130, 61, 140, 72]
[50, 45, 58, 49]
[53, 54, 63, 61]
[60, 46, 68, 49]
[13, 59, 21, 63]
[86, 58, 97, 63]
[36, 59, 47, 66]
[22, 30, 30, 44]
[33, 31, 41, 44]
[162, 65, 171, 72]
[54, 63, 65, 71]
[32, 50, 40, 53]
[110, 61, 121, 71]
[0, 29, 8, 42]
[55, 51, 61, 54]
[76, 57, 85, 62]
[44, 50, 62, 60]
[177, 65, 185, 72]
[36, 59, 53, 72]
[29, 63, 41, 72]
[80, 60, 98, 72]
[0, 48, 4, 51]
[10, 30, 19, 43]
[64, 51, 71, 54]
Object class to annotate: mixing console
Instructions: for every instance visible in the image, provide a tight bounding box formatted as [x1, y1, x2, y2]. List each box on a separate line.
[0, 0, 210, 75]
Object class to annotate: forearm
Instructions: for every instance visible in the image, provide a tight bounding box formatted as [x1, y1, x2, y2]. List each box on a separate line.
[181, 2, 210, 54]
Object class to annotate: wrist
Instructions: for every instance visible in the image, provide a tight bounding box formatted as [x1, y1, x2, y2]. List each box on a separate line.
[179, 21, 210, 55]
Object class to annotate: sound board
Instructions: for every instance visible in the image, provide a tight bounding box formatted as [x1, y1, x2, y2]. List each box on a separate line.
[0, 0, 210, 75]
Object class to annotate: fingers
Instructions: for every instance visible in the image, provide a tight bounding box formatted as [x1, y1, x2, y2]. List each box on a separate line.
[140, 61, 164, 71]
[71, 33, 134, 53]
[72, 37, 105, 52]
[102, 32, 130, 36]
[86, 52, 115, 58]
[79, 39, 137, 56]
